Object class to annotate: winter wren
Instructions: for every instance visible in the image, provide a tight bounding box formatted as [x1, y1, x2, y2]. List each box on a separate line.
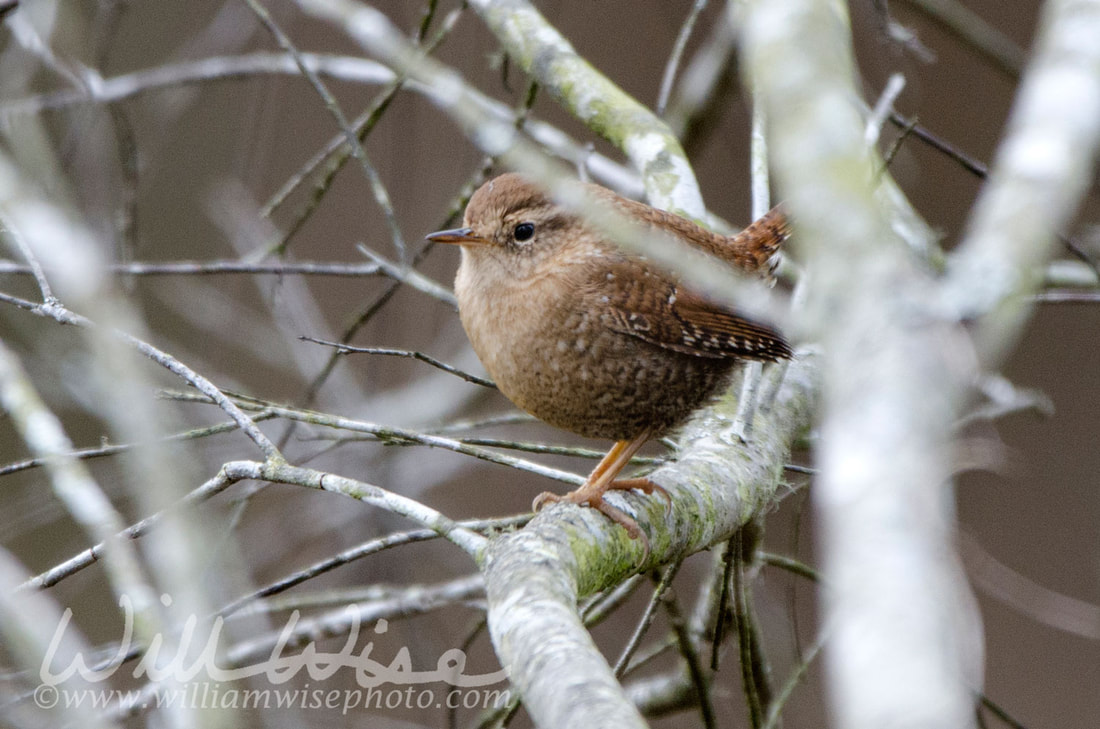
[428, 173, 791, 550]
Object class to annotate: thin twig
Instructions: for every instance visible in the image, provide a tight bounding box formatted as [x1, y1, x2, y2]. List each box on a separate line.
[614, 560, 683, 678]
[710, 535, 737, 670]
[865, 73, 906, 147]
[0, 259, 382, 276]
[0, 291, 283, 461]
[733, 531, 765, 728]
[1034, 290, 1100, 303]
[159, 390, 585, 486]
[978, 694, 1032, 729]
[356, 243, 457, 306]
[453, 437, 665, 465]
[0, 412, 276, 478]
[299, 336, 496, 388]
[759, 551, 820, 582]
[218, 514, 529, 618]
[896, 0, 1025, 78]
[0, 210, 55, 301]
[882, 112, 921, 169]
[782, 463, 816, 474]
[19, 468, 238, 591]
[425, 412, 536, 434]
[888, 111, 987, 177]
[662, 572, 715, 729]
[222, 460, 487, 556]
[243, 0, 408, 262]
[582, 574, 646, 627]
[759, 629, 826, 729]
[252, 573, 486, 614]
[657, 0, 708, 117]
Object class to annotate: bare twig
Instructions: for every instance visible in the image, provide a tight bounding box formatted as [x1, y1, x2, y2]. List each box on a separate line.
[0, 342, 154, 612]
[0, 210, 55, 301]
[657, 0, 708, 117]
[256, 573, 487, 616]
[452, 438, 664, 465]
[661, 574, 715, 729]
[710, 536, 737, 670]
[0, 292, 283, 461]
[218, 515, 529, 618]
[1034, 290, 1100, 303]
[758, 551, 820, 582]
[0, 413, 277, 478]
[614, 561, 682, 678]
[356, 243, 458, 306]
[260, 4, 465, 254]
[0, 258, 382, 276]
[300, 336, 496, 388]
[896, 0, 1025, 78]
[760, 628, 827, 729]
[888, 111, 988, 176]
[222, 460, 487, 556]
[19, 468, 239, 591]
[960, 531, 1100, 640]
[160, 390, 585, 486]
[733, 529, 770, 727]
[243, 0, 408, 262]
[865, 73, 906, 147]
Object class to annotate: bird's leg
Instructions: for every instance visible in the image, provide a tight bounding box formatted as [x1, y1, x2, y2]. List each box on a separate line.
[758, 359, 791, 414]
[731, 361, 763, 442]
[533, 429, 668, 554]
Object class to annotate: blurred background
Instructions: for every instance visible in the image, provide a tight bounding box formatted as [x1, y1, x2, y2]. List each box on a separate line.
[0, 1, 1096, 727]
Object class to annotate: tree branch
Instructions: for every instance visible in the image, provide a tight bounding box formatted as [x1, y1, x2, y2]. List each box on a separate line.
[482, 356, 817, 728]
[465, 0, 705, 218]
[739, 0, 1087, 725]
[944, 0, 1100, 365]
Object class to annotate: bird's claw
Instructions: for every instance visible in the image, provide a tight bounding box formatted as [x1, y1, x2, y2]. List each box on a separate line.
[533, 478, 668, 565]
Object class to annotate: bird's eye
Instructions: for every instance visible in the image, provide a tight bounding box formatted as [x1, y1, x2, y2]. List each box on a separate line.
[513, 222, 535, 242]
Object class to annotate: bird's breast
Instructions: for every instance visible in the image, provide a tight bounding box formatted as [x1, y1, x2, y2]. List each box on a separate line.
[453, 255, 734, 440]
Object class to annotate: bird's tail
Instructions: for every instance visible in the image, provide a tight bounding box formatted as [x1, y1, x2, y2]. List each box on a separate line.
[727, 205, 790, 280]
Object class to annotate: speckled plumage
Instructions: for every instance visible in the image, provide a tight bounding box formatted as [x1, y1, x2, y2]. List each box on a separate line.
[441, 173, 790, 441]
[427, 173, 791, 552]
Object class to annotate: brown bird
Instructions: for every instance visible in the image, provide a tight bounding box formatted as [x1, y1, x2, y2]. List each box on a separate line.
[428, 173, 791, 552]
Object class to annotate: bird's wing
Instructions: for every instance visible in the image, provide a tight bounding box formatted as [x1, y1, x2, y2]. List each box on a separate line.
[593, 258, 792, 362]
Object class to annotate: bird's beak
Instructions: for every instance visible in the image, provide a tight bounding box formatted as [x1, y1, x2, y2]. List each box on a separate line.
[426, 227, 488, 246]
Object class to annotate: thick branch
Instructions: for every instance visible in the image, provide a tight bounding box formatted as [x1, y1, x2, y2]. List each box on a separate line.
[466, 0, 704, 218]
[944, 0, 1100, 365]
[744, 1, 990, 727]
[482, 357, 817, 729]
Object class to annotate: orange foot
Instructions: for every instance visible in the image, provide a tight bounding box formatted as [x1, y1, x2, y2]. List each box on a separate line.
[531, 430, 670, 562]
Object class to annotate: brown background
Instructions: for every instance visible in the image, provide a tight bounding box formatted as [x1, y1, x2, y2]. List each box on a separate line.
[0, 1, 1096, 727]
